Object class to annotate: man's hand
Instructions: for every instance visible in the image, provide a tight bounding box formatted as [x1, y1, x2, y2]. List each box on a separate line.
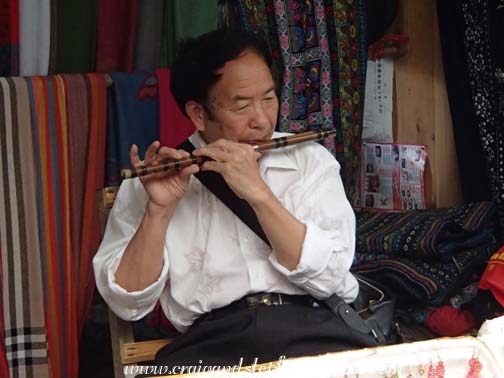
[193, 139, 271, 205]
[131, 141, 200, 209]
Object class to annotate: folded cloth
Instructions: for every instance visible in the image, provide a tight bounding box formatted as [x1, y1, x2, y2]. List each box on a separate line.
[353, 242, 498, 306]
[355, 201, 496, 261]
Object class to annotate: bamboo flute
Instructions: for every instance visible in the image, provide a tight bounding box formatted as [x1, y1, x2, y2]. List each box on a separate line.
[121, 129, 337, 180]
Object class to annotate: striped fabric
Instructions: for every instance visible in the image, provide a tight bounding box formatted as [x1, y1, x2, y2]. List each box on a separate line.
[352, 243, 498, 306]
[1, 77, 50, 377]
[0, 74, 107, 378]
[352, 202, 499, 306]
[74, 74, 107, 334]
[354, 201, 497, 261]
[27, 75, 77, 378]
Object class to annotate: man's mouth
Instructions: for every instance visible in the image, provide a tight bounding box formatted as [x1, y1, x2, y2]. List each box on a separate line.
[240, 138, 270, 145]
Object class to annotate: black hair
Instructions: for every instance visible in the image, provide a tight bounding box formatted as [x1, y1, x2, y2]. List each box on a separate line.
[170, 29, 273, 118]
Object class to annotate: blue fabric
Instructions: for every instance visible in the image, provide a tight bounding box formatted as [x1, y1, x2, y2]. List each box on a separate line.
[106, 72, 160, 186]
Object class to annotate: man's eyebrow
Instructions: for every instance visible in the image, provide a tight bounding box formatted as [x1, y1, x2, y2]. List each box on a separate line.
[231, 86, 276, 101]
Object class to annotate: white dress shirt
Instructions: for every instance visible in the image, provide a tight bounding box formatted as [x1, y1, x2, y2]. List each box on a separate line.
[93, 132, 358, 333]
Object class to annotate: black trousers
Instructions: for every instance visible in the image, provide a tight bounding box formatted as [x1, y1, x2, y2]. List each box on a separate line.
[136, 296, 379, 377]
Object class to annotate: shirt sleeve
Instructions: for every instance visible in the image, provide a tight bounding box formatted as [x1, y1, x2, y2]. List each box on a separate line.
[92, 179, 170, 321]
[269, 143, 359, 302]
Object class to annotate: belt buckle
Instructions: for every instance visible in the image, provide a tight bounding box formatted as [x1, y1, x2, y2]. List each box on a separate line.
[246, 294, 274, 309]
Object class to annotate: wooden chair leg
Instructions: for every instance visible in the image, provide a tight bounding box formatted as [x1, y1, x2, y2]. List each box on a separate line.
[109, 309, 135, 378]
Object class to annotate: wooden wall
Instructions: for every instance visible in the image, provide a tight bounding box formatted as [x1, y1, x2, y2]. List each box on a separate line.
[392, 0, 463, 208]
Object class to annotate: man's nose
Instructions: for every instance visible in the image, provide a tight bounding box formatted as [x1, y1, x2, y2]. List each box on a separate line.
[250, 103, 270, 128]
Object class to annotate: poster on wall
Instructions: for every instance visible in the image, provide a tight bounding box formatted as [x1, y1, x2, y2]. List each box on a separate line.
[361, 142, 427, 211]
[362, 58, 394, 143]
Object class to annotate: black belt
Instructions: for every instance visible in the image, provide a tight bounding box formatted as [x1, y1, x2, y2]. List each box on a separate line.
[207, 293, 314, 320]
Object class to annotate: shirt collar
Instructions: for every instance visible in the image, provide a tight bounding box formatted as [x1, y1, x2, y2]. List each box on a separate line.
[188, 131, 298, 171]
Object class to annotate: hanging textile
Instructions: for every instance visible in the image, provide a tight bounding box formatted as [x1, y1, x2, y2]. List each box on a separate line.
[19, 0, 50, 76]
[1, 77, 51, 378]
[134, 0, 164, 71]
[27, 75, 79, 378]
[106, 72, 160, 186]
[229, 0, 366, 201]
[62, 74, 107, 334]
[96, 0, 137, 73]
[437, 0, 504, 231]
[0, 0, 19, 76]
[62, 75, 90, 277]
[50, 0, 97, 73]
[156, 68, 195, 148]
[161, 0, 219, 68]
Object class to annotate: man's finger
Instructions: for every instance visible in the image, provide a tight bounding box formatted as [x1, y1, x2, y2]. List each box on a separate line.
[144, 141, 161, 164]
[130, 144, 143, 167]
[200, 161, 224, 174]
[193, 147, 228, 162]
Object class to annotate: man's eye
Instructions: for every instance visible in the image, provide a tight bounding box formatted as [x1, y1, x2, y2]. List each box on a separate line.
[237, 104, 250, 111]
[263, 97, 274, 101]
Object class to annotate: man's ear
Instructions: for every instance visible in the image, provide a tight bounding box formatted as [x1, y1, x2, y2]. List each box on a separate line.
[185, 101, 207, 131]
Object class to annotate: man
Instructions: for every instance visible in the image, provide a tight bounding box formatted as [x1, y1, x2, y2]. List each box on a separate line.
[93, 29, 364, 370]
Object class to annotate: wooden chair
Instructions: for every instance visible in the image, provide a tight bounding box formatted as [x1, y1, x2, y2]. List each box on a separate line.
[98, 187, 173, 378]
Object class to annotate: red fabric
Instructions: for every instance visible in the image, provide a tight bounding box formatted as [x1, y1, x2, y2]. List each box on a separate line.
[76, 74, 108, 335]
[146, 302, 177, 333]
[156, 68, 195, 148]
[425, 306, 478, 337]
[0, 0, 18, 44]
[0, 0, 19, 75]
[96, 0, 137, 72]
[479, 245, 504, 307]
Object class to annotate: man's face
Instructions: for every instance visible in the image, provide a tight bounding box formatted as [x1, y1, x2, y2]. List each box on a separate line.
[199, 50, 279, 144]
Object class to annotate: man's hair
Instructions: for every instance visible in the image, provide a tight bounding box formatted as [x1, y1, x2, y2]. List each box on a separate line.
[170, 29, 273, 117]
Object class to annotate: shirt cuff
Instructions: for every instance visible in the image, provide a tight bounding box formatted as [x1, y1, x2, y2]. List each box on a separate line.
[269, 220, 347, 282]
[106, 247, 169, 319]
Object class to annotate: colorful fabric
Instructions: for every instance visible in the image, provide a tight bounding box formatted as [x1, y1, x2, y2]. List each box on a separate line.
[156, 68, 195, 148]
[1, 74, 107, 378]
[354, 202, 496, 261]
[232, 0, 366, 199]
[134, 0, 164, 71]
[1, 77, 50, 377]
[50, 1, 97, 73]
[62, 75, 90, 276]
[330, 0, 367, 202]
[437, 0, 504, 231]
[352, 202, 499, 306]
[353, 243, 497, 306]
[0, 0, 19, 76]
[62, 74, 108, 335]
[96, 0, 137, 72]
[106, 72, 160, 186]
[27, 75, 79, 378]
[19, 0, 50, 76]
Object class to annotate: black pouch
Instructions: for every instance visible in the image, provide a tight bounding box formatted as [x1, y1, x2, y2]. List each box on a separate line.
[325, 275, 401, 346]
